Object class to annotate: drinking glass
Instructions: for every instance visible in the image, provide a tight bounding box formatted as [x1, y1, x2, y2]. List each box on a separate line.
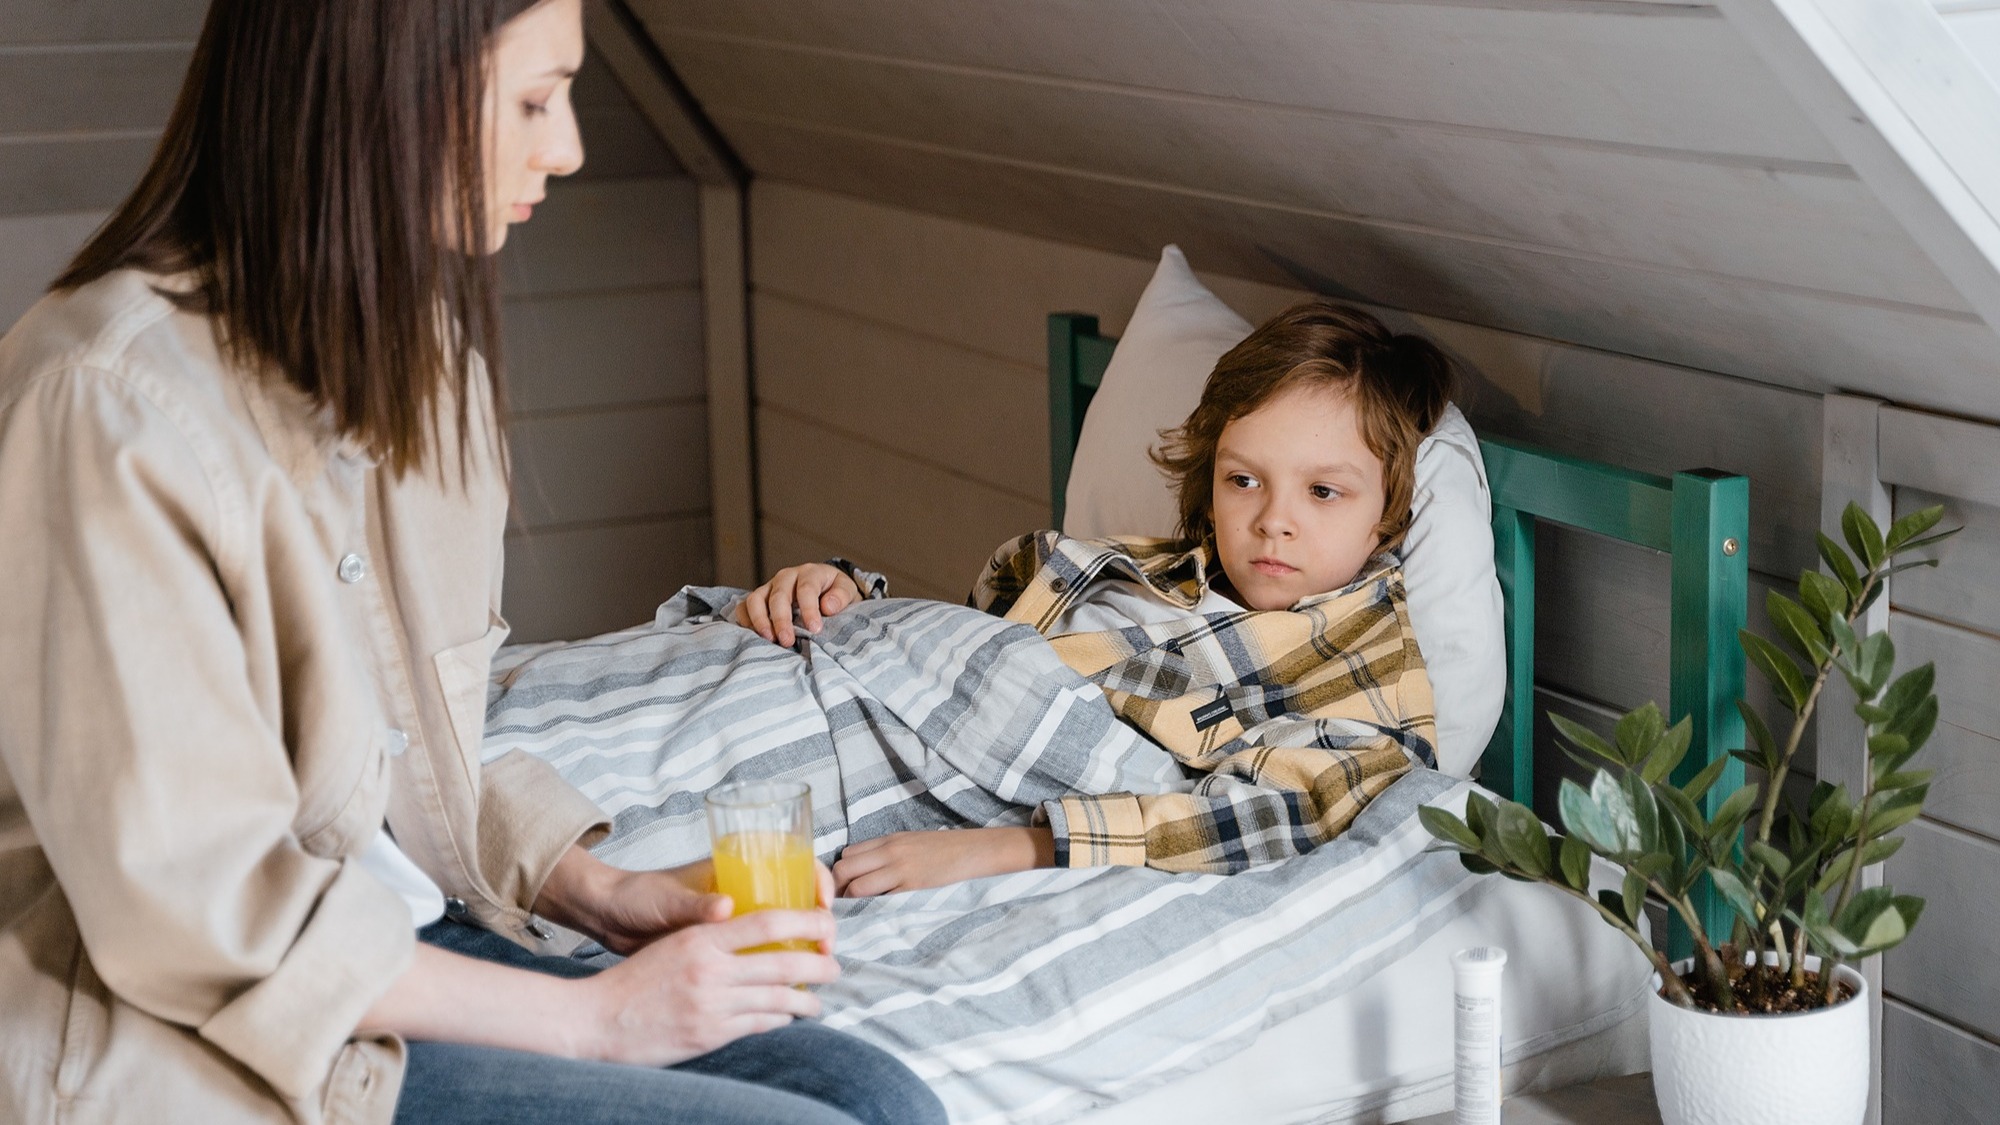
[705, 780, 816, 954]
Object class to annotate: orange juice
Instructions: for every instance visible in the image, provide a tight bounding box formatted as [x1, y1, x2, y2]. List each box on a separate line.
[713, 830, 817, 953]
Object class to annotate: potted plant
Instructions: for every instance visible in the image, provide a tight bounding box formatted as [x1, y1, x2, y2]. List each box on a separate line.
[1421, 503, 1954, 1125]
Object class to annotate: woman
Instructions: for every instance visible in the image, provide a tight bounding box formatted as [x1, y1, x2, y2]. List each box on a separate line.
[0, 1, 945, 1123]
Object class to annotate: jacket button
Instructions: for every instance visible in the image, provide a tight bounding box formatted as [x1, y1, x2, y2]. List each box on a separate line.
[443, 897, 468, 918]
[384, 728, 409, 757]
[337, 553, 368, 583]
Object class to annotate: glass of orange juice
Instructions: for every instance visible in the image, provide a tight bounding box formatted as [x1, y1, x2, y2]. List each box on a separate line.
[705, 779, 817, 954]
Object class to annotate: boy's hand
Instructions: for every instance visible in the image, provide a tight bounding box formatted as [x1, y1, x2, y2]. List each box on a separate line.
[735, 563, 864, 648]
[834, 827, 1056, 897]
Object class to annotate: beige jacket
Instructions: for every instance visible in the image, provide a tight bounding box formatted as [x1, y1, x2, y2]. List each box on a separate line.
[0, 271, 610, 1124]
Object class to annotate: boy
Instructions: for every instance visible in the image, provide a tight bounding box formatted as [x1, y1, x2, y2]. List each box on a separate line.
[738, 302, 1453, 893]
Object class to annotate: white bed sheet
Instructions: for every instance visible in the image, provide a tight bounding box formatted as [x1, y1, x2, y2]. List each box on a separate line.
[1070, 852, 1653, 1124]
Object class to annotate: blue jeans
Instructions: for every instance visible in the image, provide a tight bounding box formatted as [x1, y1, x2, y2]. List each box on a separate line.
[393, 920, 947, 1125]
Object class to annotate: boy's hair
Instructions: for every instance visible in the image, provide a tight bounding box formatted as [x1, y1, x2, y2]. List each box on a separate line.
[1152, 301, 1456, 554]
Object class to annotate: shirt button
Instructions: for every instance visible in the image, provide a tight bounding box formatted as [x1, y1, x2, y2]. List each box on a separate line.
[384, 728, 409, 757]
[1048, 577, 1069, 594]
[443, 897, 469, 918]
[337, 553, 368, 583]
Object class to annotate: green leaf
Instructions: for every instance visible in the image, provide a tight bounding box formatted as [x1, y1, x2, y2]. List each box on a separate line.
[1709, 784, 1760, 847]
[1888, 695, 1939, 757]
[1614, 703, 1666, 767]
[1735, 700, 1778, 773]
[1863, 798, 1926, 838]
[1827, 613, 1861, 670]
[1748, 842, 1791, 879]
[1558, 779, 1620, 856]
[1622, 870, 1647, 928]
[1819, 532, 1864, 599]
[1708, 867, 1763, 931]
[1742, 631, 1810, 713]
[1857, 633, 1896, 699]
[1464, 793, 1493, 839]
[1496, 801, 1551, 878]
[1548, 712, 1620, 766]
[1895, 528, 1960, 555]
[1598, 888, 1634, 927]
[1867, 732, 1909, 763]
[1842, 502, 1887, 571]
[1419, 806, 1482, 852]
[1654, 783, 1705, 839]
[1798, 570, 1850, 625]
[1559, 834, 1593, 891]
[1622, 772, 1662, 854]
[1872, 768, 1933, 793]
[1681, 754, 1732, 804]
[1880, 663, 1936, 720]
[1885, 505, 1944, 552]
[1767, 591, 1831, 666]
[1641, 716, 1695, 785]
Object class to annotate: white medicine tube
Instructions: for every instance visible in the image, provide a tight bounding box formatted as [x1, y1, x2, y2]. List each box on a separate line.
[1452, 946, 1507, 1125]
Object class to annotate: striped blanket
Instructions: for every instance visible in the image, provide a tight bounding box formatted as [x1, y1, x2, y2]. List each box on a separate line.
[484, 590, 1486, 1123]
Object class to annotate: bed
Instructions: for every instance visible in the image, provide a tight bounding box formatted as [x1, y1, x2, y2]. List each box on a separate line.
[483, 252, 1751, 1123]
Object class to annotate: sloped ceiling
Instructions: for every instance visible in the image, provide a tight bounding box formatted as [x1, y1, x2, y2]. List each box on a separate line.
[626, 0, 2000, 422]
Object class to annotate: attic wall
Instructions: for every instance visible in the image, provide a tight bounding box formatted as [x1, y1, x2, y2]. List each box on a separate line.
[0, 4, 708, 642]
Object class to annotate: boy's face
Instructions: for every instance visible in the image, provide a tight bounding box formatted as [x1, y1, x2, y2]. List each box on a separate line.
[1210, 383, 1387, 610]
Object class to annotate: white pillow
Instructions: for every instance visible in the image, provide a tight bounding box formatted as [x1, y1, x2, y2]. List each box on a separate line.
[1062, 246, 1504, 777]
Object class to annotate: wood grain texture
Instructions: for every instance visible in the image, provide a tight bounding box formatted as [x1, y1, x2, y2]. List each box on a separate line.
[0, 46, 187, 133]
[1890, 613, 2000, 843]
[496, 177, 701, 297]
[0, 0, 205, 44]
[755, 408, 1047, 601]
[658, 33, 1951, 308]
[1888, 489, 2000, 637]
[1882, 816, 2000, 1042]
[732, 128, 2000, 420]
[757, 516, 960, 604]
[637, 0, 1834, 160]
[502, 515, 713, 643]
[1882, 999, 2000, 1125]
[752, 292, 1049, 504]
[0, 134, 153, 217]
[1879, 405, 2000, 505]
[0, 210, 103, 331]
[501, 287, 705, 413]
[506, 402, 710, 530]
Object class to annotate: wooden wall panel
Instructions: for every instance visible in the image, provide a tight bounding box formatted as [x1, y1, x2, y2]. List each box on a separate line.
[508, 402, 709, 530]
[752, 292, 1048, 504]
[0, 211, 105, 329]
[1883, 818, 2000, 1044]
[502, 288, 705, 413]
[1882, 999, 2000, 1125]
[1889, 490, 2000, 637]
[503, 516, 713, 642]
[0, 135, 154, 217]
[662, 35, 1949, 309]
[755, 409, 1046, 601]
[497, 177, 702, 297]
[0, 0, 206, 43]
[728, 124, 2000, 421]
[0, 46, 187, 132]
[1891, 614, 2000, 843]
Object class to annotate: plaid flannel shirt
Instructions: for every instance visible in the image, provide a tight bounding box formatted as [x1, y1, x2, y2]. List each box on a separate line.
[971, 531, 1436, 874]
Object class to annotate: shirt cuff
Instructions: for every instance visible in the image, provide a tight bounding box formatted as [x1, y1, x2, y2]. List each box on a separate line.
[198, 860, 415, 1098]
[476, 749, 612, 915]
[1042, 793, 1149, 868]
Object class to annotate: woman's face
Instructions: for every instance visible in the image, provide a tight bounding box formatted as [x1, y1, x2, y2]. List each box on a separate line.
[484, 0, 586, 253]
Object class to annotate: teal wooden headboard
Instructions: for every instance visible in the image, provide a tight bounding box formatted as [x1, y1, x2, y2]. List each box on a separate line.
[1048, 312, 1748, 952]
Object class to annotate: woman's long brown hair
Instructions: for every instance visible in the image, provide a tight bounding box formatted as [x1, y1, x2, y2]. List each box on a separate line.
[55, 0, 542, 476]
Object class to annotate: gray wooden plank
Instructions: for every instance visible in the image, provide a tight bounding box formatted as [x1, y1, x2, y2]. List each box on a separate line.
[697, 183, 758, 589]
[0, 134, 153, 217]
[573, 105, 683, 182]
[1462, 347, 1822, 578]
[662, 35, 1950, 308]
[0, 0, 206, 45]
[502, 515, 712, 643]
[0, 210, 104, 330]
[496, 177, 701, 297]
[755, 409, 1047, 601]
[1882, 817, 2000, 1043]
[1882, 999, 2000, 1125]
[0, 46, 187, 133]
[752, 292, 1049, 505]
[637, 0, 1837, 160]
[1890, 613, 2000, 844]
[757, 516, 959, 605]
[730, 123, 2000, 421]
[1888, 489, 2000, 637]
[507, 402, 709, 530]
[1879, 406, 2000, 507]
[1410, 1073, 1660, 1125]
[500, 287, 705, 413]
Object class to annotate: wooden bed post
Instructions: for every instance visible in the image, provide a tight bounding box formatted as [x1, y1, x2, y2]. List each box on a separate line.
[1483, 507, 1537, 805]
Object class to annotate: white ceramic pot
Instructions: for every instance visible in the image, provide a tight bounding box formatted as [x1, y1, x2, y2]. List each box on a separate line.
[1648, 954, 1869, 1125]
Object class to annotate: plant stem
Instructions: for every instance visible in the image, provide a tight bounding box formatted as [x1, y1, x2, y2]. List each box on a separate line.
[1754, 666, 1827, 850]
[1649, 875, 1737, 1010]
[1560, 883, 1696, 1008]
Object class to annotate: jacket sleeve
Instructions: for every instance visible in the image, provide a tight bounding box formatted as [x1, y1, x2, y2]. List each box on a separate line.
[1039, 736, 1413, 873]
[0, 369, 413, 1099]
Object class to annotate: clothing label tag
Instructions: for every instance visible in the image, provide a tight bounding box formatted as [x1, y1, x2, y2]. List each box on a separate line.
[1191, 695, 1233, 731]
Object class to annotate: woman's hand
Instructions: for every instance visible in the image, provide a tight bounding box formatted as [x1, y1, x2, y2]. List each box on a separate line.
[735, 563, 864, 647]
[834, 827, 1055, 897]
[570, 909, 841, 1067]
[534, 844, 837, 956]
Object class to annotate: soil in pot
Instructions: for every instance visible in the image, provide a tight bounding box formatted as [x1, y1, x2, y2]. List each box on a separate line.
[1663, 947, 1857, 1014]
